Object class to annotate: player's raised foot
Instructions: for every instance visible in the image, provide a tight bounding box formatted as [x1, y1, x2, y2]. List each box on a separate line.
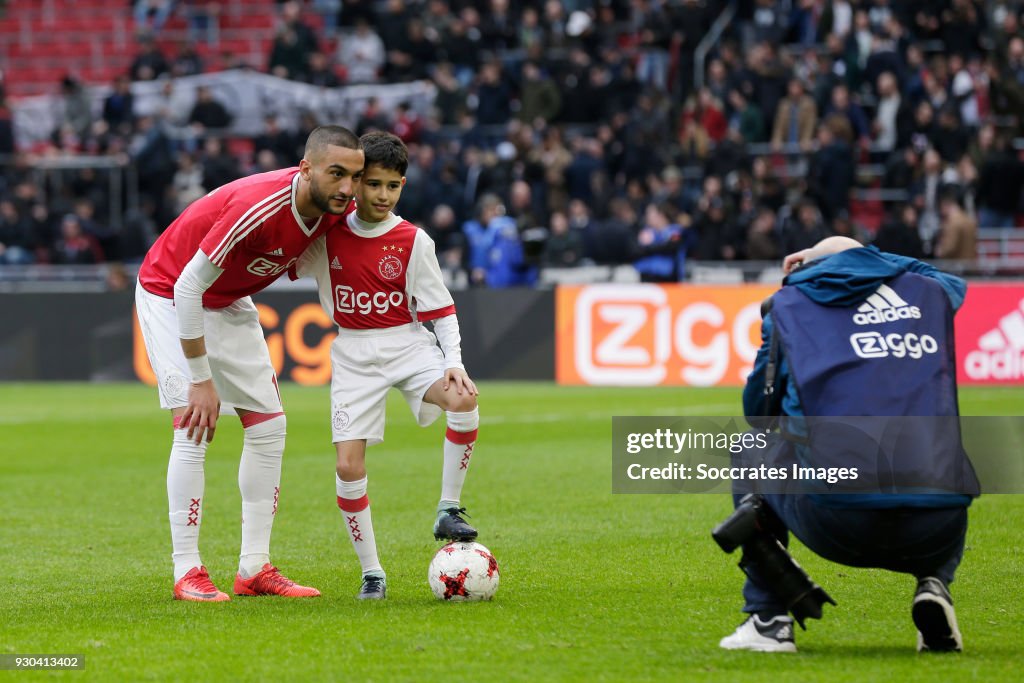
[719, 614, 797, 653]
[357, 573, 387, 600]
[233, 563, 321, 597]
[433, 507, 477, 541]
[913, 577, 963, 652]
[173, 566, 230, 602]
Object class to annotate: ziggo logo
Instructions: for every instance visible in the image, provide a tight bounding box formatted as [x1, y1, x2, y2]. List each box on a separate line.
[569, 285, 765, 386]
[335, 285, 405, 315]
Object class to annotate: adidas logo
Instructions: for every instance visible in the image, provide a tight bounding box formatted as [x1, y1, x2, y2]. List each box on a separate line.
[853, 284, 921, 325]
[330, 256, 343, 270]
[268, 248, 284, 257]
[964, 297, 1024, 380]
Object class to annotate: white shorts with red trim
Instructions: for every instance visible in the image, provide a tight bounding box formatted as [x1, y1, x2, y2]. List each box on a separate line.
[135, 283, 283, 413]
[329, 323, 445, 445]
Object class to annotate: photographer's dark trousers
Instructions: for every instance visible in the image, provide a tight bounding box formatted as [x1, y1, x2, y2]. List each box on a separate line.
[735, 493, 968, 614]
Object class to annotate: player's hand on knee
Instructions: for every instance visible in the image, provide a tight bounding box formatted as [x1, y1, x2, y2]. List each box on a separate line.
[183, 380, 220, 444]
[444, 368, 478, 397]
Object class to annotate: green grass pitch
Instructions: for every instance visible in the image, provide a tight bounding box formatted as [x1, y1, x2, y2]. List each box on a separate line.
[1, 383, 1022, 681]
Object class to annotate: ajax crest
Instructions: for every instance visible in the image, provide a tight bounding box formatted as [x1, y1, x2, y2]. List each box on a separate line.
[378, 254, 403, 280]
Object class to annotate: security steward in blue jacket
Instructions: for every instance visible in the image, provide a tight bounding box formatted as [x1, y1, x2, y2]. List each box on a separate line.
[716, 237, 978, 654]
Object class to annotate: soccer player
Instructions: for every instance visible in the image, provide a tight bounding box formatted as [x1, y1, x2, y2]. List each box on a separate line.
[135, 125, 364, 601]
[291, 132, 479, 600]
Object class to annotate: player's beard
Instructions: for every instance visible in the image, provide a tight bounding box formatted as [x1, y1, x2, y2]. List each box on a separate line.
[310, 177, 349, 215]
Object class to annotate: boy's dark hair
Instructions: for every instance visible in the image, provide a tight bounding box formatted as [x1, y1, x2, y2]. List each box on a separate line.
[360, 131, 409, 176]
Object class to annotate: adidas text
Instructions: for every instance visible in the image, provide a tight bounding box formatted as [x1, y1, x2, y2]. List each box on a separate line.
[853, 305, 921, 325]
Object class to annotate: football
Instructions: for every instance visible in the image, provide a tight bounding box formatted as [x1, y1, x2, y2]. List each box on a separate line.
[428, 542, 500, 601]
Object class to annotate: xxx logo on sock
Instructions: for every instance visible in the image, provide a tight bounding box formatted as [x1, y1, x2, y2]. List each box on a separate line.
[460, 444, 474, 470]
[347, 515, 363, 542]
[187, 497, 201, 526]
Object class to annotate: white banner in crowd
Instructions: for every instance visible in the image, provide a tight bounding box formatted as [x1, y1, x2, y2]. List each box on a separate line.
[13, 70, 437, 146]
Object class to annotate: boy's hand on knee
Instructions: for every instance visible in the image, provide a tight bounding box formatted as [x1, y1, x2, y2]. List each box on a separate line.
[444, 368, 479, 396]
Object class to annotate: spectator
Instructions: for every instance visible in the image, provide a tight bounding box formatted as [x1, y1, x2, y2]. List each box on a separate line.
[391, 102, 422, 143]
[872, 71, 904, 154]
[584, 197, 637, 265]
[473, 62, 511, 127]
[129, 36, 170, 81]
[102, 75, 135, 136]
[771, 78, 818, 151]
[873, 203, 926, 258]
[695, 197, 739, 261]
[188, 86, 232, 132]
[517, 62, 561, 126]
[339, 17, 386, 84]
[171, 40, 205, 77]
[976, 134, 1024, 227]
[199, 136, 241, 191]
[808, 115, 856, 222]
[825, 83, 869, 144]
[634, 202, 691, 281]
[728, 89, 765, 144]
[306, 52, 340, 88]
[744, 207, 780, 261]
[53, 214, 103, 264]
[530, 126, 572, 214]
[0, 199, 34, 264]
[183, 0, 221, 46]
[935, 193, 978, 260]
[432, 63, 467, 126]
[134, 0, 176, 35]
[57, 76, 92, 142]
[172, 152, 206, 215]
[278, 0, 318, 52]
[268, 28, 311, 81]
[425, 203, 466, 282]
[542, 210, 584, 268]
[356, 97, 391, 136]
[254, 114, 298, 167]
[913, 148, 947, 246]
[933, 106, 970, 164]
[780, 199, 829, 255]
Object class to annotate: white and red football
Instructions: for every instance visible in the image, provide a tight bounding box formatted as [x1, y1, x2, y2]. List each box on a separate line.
[428, 542, 500, 601]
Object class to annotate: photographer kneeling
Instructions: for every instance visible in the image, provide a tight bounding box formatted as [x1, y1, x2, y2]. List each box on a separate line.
[717, 236, 978, 653]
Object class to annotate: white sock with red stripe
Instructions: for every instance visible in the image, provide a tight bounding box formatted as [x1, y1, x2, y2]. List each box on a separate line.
[438, 408, 479, 512]
[168, 421, 207, 582]
[336, 475, 383, 576]
[238, 413, 286, 578]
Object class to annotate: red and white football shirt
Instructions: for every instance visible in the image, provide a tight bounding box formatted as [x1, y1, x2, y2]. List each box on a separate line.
[139, 168, 352, 308]
[293, 212, 455, 329]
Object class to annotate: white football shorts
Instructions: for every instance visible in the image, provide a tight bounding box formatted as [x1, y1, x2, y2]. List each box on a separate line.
[330, 322, 445, 445]
[135, 283, 283, 413]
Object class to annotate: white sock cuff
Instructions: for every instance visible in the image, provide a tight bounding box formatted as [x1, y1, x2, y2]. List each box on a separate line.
[446, 407, 479, 433]
[337, 475, 368, 499]
[171, 428, 209, 458]
[243, 413, 287, 438]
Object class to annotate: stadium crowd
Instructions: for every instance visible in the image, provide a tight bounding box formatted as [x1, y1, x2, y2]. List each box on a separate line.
[1, 0, 1023, 287]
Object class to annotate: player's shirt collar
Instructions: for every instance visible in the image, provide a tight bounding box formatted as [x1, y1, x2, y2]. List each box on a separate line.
[347, 211, 403, 238]
[290, 172, 322, 237]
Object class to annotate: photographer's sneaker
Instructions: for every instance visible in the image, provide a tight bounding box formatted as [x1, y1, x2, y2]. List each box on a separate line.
[357, 573, 386, 600]
[913, 577, 963, 652]
[173, 566, 230, 602]
[233, 564, 321, 597]
[433, 507, 477, 541]
[720, 615, 797, 653]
